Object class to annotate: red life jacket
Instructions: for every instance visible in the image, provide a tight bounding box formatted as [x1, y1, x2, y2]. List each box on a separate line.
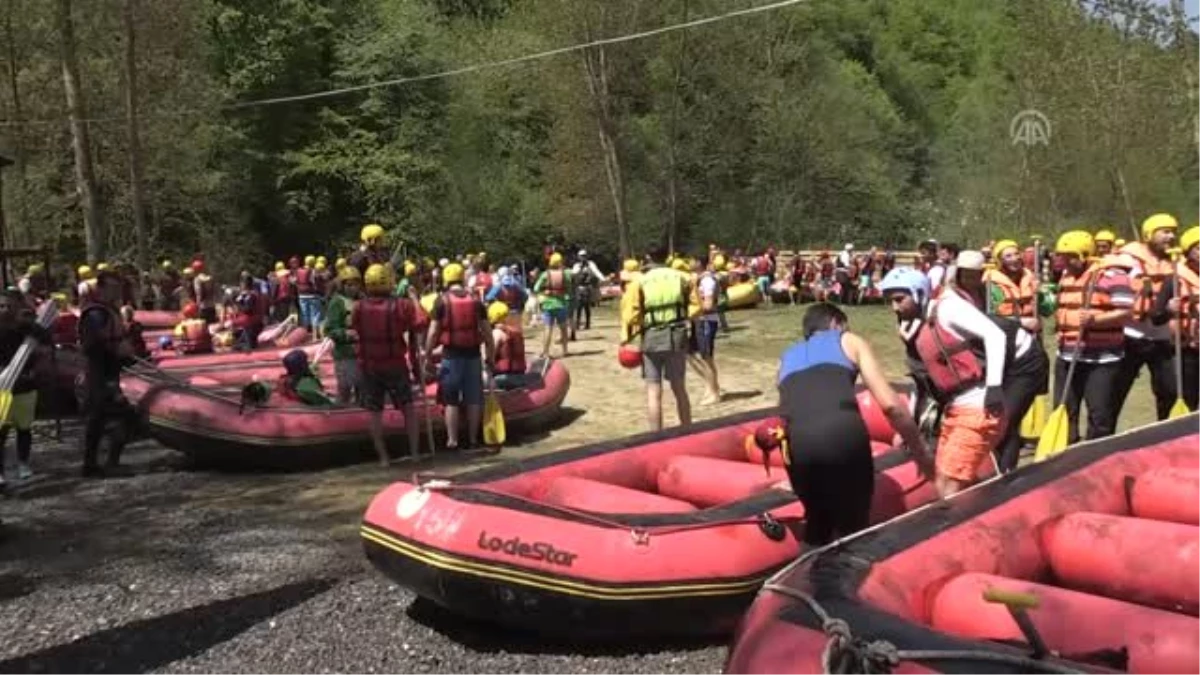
[497, 284, 522, 308]
[354, 297, 413, 370]
[910, 290, 986, 398]
[274, 277, 295, 302]
[544, 269, 566, 297]
[440, 290, 483, 350]
[474, 272, 493, 293]
[233, 291, 264, 329]
[295, 267, 316, 295]
[495, 326, 526, 375]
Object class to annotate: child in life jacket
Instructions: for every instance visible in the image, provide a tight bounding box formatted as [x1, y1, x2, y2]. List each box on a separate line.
[173, 302, 214, 355]
[241, 349, 332, 407]
[488, 301, 532, 390]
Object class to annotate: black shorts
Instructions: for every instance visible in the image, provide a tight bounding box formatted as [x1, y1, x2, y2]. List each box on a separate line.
[359, 366, 413, 412]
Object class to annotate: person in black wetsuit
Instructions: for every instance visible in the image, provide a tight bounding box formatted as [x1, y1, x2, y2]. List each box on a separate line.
[79, 271, 140, 478]
[773, 303, 932, 549]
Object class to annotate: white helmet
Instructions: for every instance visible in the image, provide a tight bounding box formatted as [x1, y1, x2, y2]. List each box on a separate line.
[578, 249, 588, 258]
[438, 258, 449, 267]
[955, 250, 986, 271]
[845, 243, 854, 250]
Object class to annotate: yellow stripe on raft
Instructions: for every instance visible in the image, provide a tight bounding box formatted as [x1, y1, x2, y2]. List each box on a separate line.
[361, 525, 771, 601]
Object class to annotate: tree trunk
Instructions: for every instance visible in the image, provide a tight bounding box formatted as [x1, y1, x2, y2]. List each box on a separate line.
[57, 0, 104, 264]
[123, 0, 149, 270]
[662, 0, 688, 255]
[581, 43, 631, 260]
[2, 0, 24, 243]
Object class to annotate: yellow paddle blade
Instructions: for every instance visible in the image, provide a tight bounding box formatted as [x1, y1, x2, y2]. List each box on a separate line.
[1020, 395, 1047, 440]
[1170, 397, 1191, 420]
[0, 390, 11, 426]
[1034, 404, 1070, 462]
[483, 393, 506, 446]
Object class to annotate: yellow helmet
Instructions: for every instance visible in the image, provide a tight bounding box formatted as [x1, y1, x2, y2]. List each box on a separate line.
[314, 261, 327, 271]
[487, 301, 509, 325]
[51, 292, 68, 303]
[1180, 226, 1199, 254]
[96, 262, 110, 271]
[672, 258, 689, 272]
[992, 239, 1020, 258]
[182, 267, 195, 277]
[1141, 213, 1178, 241]
[403, 260, 417, 278]
[548, 252, 564, 268]
[361, 223, 385, 243]
[317, 256, 327, 266]
[77, 265, 93, 279]
[712, 254, 728, 271]
[443, 262, 465, 285]
[161, 260, 173, 270]
[304, 255, 316, 267]
[335, 257, 347, 270]
[1055, 230, 1095, 258]
[1115, 238, 1126, 248]
[275, 261, 286, 272]
[622, 259, 639, 272]
[364, 264, 391, 292]
[665, 255, 677, 268]
[337, 265, 362, 283]
[1094, 229, 1116, 244]
[26, 263, 43, 275]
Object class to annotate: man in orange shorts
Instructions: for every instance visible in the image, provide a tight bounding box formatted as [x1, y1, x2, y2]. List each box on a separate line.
[880, 267, 1008, 497]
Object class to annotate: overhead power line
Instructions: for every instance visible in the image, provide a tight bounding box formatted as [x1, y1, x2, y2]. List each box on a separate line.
[0, 0, 809, 128]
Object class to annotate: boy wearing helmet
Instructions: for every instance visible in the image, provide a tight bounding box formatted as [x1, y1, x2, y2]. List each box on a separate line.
[1051, 230, 1135, 441]
[325, 265, 363, 404]
[623, 252, 694, 432]
[352, 264, 420, 465]
[533, 253, 573, 358]
[350, 224, 389, 276]
[1112, 214, 1181, 421]
[879, 265, 1008, 497]
[428, 263, 496, 450]
[489, 301, 529, 390]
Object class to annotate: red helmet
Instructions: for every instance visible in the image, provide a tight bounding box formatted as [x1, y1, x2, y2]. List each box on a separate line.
[191, 260, 204, 273]
[181, 302, 199, 319]
[617, 344, 642, 369]
[753, 418, 787, 452]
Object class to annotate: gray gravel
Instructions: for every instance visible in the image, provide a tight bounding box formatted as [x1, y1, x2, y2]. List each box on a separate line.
[0, 425, 725, 673]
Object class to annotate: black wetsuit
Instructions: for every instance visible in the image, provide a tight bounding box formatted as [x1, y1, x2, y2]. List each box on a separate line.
[777, 329, 873, 547]
[79, 304, 139, 475]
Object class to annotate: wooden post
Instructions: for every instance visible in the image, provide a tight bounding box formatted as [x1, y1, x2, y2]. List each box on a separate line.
[0, 154, 13, 288]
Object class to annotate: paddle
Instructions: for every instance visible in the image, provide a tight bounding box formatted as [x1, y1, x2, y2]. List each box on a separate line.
[482, 374, 506, 447]
[414, 348, 435, 459]
[1021, 236, 1048, 441]
[0, 299, 60, 424]
[1035, 278, 1095, 462]
[1168, 248, 1190, 419]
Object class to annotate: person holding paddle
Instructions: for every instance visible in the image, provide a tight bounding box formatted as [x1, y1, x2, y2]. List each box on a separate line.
[1156, 225, 1199, 413]
[1048, 231, 1135, 444]
[0, 290, 52, 483]
[879, 267, 1007, 497]
[79, 271, 140, 478]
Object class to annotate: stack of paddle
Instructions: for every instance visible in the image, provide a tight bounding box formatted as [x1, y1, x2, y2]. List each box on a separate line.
[0, 299, 60, 424]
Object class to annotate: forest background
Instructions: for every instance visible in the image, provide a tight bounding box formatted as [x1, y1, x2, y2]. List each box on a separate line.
[0, 0, 1196, 277]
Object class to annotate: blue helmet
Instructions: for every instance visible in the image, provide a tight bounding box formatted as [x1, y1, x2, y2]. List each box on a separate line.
[879, 267, 931, 306]
[158, 336, 173, 350]
[282, 348, 309, 376]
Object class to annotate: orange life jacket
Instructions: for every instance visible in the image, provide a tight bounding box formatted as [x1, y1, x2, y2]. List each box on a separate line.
[355, 297, 413, 370]
[1174, 262, 1199, 349]
[495, 325, 526, 375]
[177, 319, 213, 354]
[909, 289, 986, 398]
[1055, 262, 1126, 352]
[1121, 242, 1175, 323]
[986, 268, 1037, 318]
[440, 290, 483, 350]
[544, 269, 566, 297]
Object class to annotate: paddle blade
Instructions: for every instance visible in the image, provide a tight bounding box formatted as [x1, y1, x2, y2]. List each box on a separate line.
[0, 390, 11, 426]
[483, 393, 506, 446]
[1020, 395, 1047, 440]
[1170, 397, 1191, 420]
[1034, 404, 1070, 462]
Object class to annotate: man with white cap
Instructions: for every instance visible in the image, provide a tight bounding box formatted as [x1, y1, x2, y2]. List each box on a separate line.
[570, 250, 605, 336]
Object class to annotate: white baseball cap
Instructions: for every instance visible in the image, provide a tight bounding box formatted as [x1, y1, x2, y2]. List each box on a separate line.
[956, 250, 986, 271]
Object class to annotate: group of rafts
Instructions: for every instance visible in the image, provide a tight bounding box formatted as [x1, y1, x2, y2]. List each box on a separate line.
[45, 300, 1200, 673]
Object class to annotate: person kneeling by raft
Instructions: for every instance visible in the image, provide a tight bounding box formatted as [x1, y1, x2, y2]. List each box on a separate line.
[489, 301, 537, 391]
[880, 267, 1008, 497]
[242, 349, 333, 407]
[763, 303, 931, 551]
[173, 302, 213, 354]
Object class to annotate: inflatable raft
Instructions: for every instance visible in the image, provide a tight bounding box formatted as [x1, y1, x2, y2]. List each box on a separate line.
[725, 414, 1200, 675]
[726, 282, 762, 310]
[123, 359, 570, 469]
[360, 391, 979, 639]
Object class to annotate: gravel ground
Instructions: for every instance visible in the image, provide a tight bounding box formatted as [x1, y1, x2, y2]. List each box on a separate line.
[0, 426, 726, 674]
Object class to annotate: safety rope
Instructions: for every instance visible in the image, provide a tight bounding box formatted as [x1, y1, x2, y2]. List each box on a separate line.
[760, 583, 1086, 674]
[415, 478, 801, 539]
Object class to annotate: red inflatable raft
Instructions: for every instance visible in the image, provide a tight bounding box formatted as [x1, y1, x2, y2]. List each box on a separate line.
[123, 359, 570, 469]
[725, 414, 1200, 675]
[360, 390, 980, 639]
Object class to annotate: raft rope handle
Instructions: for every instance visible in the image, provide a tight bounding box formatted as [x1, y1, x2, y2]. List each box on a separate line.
[125, 364, 248, 408]
[759, 583, 1086, 675]
[418, 482, 804, 538]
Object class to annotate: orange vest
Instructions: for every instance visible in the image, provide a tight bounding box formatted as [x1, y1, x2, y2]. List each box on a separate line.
[1055, 263, 1125, 352]
[986, 268, 1036, 318]
[1121, 242, 1175, 322]
[1174, 262, 1199, 349]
